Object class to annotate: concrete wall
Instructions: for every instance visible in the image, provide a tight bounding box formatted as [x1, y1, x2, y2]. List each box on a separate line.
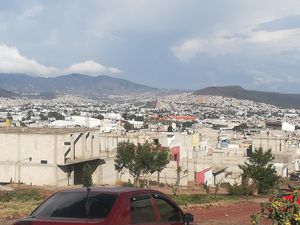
[0, 132, 65, 185]
[0, 129, 100, 186]
[252, 134, 299, 167]
[194, 147, 247, 185]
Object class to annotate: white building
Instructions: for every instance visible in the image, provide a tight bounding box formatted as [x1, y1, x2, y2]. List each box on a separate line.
[0, 127, 104, 186]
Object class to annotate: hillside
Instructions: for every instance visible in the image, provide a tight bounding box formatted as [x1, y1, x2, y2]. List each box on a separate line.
[0, 87, 18, 98]
[0, 73, 158, 99]
[194, 86, 300, 108]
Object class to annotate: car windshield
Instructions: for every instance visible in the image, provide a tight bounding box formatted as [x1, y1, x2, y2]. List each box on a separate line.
[31, 192, 118, 219]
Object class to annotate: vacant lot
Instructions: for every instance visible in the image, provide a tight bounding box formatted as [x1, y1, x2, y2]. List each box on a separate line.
[189, 200, 272, 225]
[0, 186, 272, 225]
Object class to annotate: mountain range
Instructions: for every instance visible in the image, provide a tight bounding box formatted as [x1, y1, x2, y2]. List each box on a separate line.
[194, 86, 300, 108]
[0, 73, 300, 109]
[0, 73, 158, 99]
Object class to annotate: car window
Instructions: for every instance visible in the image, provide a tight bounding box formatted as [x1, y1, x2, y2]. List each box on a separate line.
[153, 195, 181, 222]
[31, 192, 118, 219]
[130, 195, 156, 224]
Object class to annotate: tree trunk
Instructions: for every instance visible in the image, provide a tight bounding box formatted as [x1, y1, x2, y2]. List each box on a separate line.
[157, 171, 160, 184]
[134, 176, 140, 187]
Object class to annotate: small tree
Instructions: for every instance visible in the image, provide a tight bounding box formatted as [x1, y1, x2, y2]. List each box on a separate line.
[167, 125, 173, 132]
[239, 147, 280, 194]
[95, 114, 104, 120]
[48, 111, 65, 120]
[115, 141, 135, 182]
[150, 146, 171, 183]
[115, 141, 170, 187]
[172, 166, 187, 196]
[124, 121, 134, 131]
[26, 110, 34, 120]
[82, 164, 93, 187]
[233, 123, 249, 132]
[39, 113, 48, 121]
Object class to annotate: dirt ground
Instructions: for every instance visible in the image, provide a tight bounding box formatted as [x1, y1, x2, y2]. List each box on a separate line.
[189, 200, 272, 225]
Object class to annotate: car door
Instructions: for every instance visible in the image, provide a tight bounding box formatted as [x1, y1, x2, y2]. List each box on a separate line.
[129, 194, 158, 225]
[152, 194, 184, 225]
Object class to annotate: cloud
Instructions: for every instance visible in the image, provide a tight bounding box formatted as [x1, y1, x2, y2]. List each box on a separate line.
[171, 33, 242, 61]
[171, 27, 300, 61]
[255, 15, 300, 32]
[66, 61, 121, 75]
[252, 73, 284, 85]
[251, 70, 300, 88]
[18, 5, 44, 21]
[0, 44, 58, 75]
[171, 39, 205, 62]
[246, 29, 300, 45]
[0, 44, 121, 76]
[107, 67, 122, 74]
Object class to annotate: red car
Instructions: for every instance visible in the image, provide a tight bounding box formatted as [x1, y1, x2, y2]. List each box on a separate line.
[14, 187, 194, 225]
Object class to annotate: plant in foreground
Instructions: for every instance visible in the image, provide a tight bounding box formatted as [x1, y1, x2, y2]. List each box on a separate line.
[251, 190, 300, 225]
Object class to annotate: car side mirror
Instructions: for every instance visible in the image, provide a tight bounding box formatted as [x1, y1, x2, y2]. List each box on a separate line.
[183, 213, 194, 225]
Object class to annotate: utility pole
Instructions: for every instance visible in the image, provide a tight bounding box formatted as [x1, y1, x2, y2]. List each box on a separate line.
[15, 157, 32, 183]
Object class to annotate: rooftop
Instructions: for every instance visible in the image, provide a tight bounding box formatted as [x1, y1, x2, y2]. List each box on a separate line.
[0, 127, 98, 135]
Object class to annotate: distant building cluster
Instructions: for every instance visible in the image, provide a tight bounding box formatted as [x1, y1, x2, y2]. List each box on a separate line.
[0, 93, 300, 187]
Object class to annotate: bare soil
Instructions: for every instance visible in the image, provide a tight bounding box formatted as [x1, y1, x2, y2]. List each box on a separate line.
[189, 200, 272, 225]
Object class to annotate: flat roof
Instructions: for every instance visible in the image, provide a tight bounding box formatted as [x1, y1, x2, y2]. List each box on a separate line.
[58, 157, 105, 167]
[0, 127, 98, 135]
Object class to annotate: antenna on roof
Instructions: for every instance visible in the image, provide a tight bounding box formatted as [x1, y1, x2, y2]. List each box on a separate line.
[85, 186, 91, 216]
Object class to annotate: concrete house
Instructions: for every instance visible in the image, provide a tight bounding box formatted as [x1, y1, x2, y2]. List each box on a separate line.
[0, 127, 103, 186]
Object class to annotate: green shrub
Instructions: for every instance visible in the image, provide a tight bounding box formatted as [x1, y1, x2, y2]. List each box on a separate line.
[82, 164, 93, 187]
[220, 182, 231, 189]
[170, 194, 238, 205]
[149, 180, 158, 186]
[158, 183, 165, 187]
[139, 180, 146, 188]
[227, 183, 253, 196]
[148, 180, 165, 187]
[122, 180, 134, 187]
[0, 189, 43, 202]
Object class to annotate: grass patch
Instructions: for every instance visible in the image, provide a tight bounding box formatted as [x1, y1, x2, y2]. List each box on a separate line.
[0, 201, 42, 219]
[0, 189, 43, 202]
[0, 189, 44, 219]
[169, 194, 240, 206]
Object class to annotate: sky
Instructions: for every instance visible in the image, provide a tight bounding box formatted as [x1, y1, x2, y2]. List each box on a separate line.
[0, 0, 300, 93]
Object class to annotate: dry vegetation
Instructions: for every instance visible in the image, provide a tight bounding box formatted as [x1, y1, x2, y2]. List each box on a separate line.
[0, 201, 41, 219]
[0, 188, 49, 219]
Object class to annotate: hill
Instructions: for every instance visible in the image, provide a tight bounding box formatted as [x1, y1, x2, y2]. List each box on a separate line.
[0, 87, 18, 98]
[194, 86, 300, 108]
[0, 73, 158, 99]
